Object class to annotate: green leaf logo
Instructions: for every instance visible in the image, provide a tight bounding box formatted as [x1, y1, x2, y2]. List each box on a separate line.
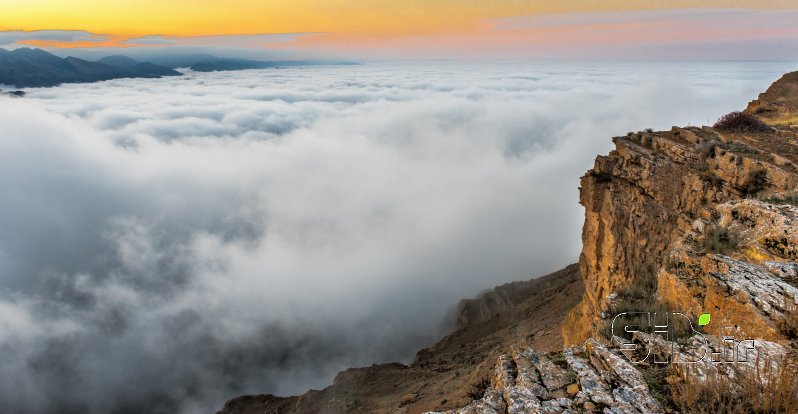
[698, 313, 711, 326]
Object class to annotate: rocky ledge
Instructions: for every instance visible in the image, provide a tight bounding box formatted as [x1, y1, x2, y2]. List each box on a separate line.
[426, 332, 788, 414]
[564, 73, 798, 344]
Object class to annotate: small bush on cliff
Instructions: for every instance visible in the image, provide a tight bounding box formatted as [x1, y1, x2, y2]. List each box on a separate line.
[699, 225, 739, 254]
[700, 142, 718, 159]
[701, 171, 723, 188]
[743, 168, 768, 196]
[601, 265, 668, 340]
[548, 351, 567, 369]
[466, 377, 490, 401]
[623, 265, 658, 301]
[713, 111, 772, 133]
[778, 300, 798, 339]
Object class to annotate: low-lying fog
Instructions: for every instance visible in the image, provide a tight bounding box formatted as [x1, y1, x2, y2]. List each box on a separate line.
[0, 61, 793, 413]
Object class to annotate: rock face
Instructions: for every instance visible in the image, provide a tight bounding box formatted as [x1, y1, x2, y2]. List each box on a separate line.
[563, 96, 798, 344]
[658, 200, 798, 341]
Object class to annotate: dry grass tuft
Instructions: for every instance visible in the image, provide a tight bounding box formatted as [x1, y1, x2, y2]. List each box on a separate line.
[778, 300, 798, 339]
[670, 359, 798, 414]
[743, 168, 768, 196]
[466, 377, 490, 401]
[700, 225, 740, 255]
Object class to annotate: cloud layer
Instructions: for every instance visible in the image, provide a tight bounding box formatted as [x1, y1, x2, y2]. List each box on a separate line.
[0, 62, 793, 413]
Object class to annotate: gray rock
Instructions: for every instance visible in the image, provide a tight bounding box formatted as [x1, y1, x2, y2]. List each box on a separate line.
[564, 347, 614, 405]
[710, 255, 798, 318]
[532, 351, 571, 391]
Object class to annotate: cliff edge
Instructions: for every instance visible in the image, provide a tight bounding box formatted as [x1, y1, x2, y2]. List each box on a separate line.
[219, 73, 798, 414]
[563, 72, 798, 344]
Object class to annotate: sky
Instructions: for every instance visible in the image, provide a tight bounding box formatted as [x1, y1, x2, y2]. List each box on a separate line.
[0, 61, 794, 413]
[1, 2, 798, 59]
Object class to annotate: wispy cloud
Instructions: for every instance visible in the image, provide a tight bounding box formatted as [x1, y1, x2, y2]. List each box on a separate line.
[124, 33, 309, 47]
[281, 8, 798, 59]
[0, 30, 311, 51]
[491, 8, 798, 32]
[0, 29, 114, 49]
[486, 8, 798, 48]
[123, 35, 177, 45]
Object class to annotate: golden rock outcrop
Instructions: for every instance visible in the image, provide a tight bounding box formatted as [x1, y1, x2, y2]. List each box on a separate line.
[564, 72, 798, 345]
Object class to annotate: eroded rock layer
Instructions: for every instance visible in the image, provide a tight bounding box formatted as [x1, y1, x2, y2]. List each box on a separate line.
[563, 116, 798, 344]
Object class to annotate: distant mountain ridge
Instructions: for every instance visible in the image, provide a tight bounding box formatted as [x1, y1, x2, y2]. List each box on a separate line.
[189, 58, 312, 72]
[134, 53, 358, 71]
[98, 55, 182, 77]
[0, 47, 360, 87]
[0, 48, 181, 87]
[185, 58, 358, 72]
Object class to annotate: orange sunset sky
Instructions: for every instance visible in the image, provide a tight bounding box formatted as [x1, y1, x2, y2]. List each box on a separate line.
[2, 1, 798, 59]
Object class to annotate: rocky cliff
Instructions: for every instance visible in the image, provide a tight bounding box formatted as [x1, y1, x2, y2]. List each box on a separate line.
[219, 73, 798, 413]
[427, 72, 798, 414]
[563, 72, 798, 345]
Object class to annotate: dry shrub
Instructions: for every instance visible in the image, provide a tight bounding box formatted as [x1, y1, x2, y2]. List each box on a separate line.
[778, 300, 798, 339]
[701, 171, 723, 188]
[599, 265, 684, 341]
[713, 111, 772, 133]
[758, 192, 798, 206]
[466, 377, 490, 400]
[700, 225, 740, 254]
[743, 168, 768, 196]
[670, 358, 798, 414]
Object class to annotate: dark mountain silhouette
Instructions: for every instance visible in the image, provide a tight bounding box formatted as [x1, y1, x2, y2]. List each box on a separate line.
[189, 58, 320, 72]
[0, 47, 358, 87]
[0, 48, 181, 87]
[98, 55, 182, 77]
[96, 55, 139, 66]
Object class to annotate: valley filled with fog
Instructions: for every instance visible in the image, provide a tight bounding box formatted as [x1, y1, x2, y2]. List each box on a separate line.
[0, 61, 794, 413]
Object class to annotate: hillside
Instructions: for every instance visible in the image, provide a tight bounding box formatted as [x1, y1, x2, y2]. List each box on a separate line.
[220, 265, 582, 413]
[0, 48, 180, 88]
[219, 73, 798, 413]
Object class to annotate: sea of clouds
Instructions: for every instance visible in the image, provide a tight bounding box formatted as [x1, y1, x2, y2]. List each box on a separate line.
[0, 61, 794, 413]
